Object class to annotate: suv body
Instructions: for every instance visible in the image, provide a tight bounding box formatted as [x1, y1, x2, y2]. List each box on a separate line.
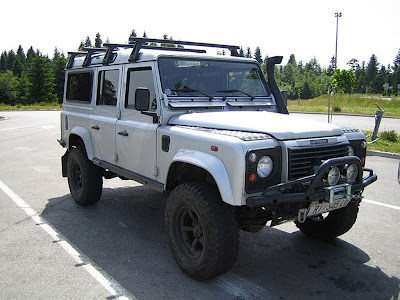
[59, 38, 377, 280]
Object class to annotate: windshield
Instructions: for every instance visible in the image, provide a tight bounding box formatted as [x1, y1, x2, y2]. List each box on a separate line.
[158, 58, 269, 98]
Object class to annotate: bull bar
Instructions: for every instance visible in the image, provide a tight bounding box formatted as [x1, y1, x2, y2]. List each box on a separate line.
[246, 156, 377, 208]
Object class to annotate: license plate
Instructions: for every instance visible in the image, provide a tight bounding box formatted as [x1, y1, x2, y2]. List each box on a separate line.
[307, 198, 351, 217]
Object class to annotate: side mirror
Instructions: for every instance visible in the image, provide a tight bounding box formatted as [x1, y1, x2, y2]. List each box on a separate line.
[135, 88, 150, 111]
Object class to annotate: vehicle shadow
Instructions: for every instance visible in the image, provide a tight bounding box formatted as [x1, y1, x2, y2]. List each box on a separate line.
[42, 185, 400, 300]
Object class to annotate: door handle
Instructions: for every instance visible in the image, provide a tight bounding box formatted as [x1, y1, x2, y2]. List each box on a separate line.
[91, 125, 100, 130]
[118, 130, 129, 137]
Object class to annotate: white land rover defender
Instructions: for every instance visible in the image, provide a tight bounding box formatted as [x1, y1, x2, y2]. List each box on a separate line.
[59, 38, 377, 281]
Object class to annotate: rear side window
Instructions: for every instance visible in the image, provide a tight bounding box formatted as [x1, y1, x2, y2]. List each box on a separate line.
[97, 69, 120, 106]
[66, 72, 93, 102]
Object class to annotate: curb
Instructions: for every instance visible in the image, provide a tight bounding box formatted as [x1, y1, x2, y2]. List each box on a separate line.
[367, 150, 400, 159]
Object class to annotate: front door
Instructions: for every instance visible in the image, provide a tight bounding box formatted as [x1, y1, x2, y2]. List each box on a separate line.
[115, 65, 159, 180]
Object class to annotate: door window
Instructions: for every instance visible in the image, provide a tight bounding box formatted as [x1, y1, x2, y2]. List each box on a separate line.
[97, 69, 120, 106]
[125, 68, 157, 110]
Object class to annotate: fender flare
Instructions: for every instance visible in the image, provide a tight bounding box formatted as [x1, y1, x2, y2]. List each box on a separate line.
[69, 126, 95, 160]
[171, 149, 236, 206]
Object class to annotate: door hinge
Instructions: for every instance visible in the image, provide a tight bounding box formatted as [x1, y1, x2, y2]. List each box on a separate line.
[154, 166, 159, 177]
[113, 153, 118, 163]
[116, 110, 121, 119]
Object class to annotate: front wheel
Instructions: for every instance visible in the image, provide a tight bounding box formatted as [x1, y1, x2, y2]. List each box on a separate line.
[165, 183, 240, 281]
[295, 201, 359, 240]
[67, 146, 103, 206]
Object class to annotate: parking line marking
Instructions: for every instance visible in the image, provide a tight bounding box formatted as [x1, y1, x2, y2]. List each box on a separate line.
[0, 179, 135, 300]
[363, 199, 400, 211]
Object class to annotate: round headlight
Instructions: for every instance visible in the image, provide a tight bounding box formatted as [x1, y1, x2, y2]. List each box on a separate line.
[346, 163, 358, 183]
[327, 166, 340, 186]
[257, 156, 273, 178]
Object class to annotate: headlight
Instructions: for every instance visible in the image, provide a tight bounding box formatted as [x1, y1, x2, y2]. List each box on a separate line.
[345, 163, 358, 183]
[257, 156, 273, 178]
[327, 166, 340, 186]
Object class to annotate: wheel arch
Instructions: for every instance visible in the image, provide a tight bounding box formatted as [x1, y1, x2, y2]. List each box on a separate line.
[166, 150, 236, 206]
[68, 127, 94, 160]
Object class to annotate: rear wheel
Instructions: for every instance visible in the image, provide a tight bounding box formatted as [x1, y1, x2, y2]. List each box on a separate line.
[67, 146, 103, 206]
[295, 202, 359, 240]
[165, 183, 239, 281]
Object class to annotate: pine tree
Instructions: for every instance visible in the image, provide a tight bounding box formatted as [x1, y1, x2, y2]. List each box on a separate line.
[129, 29, 137, 43]
[254, 46, 262, 64]
[27, 55, 56, 103]
[393, 49, 400, 94]
[78, 41, 85, 51]
[366, 54, 379, 93]
[12, 57, 24, 77]
[245, 47, 251, 58]
[52, 48, 67, 103]
[239, 47, 244, 57]
[26, 47, 35, 66]
[95, 33, 103, 48]
[287, 54, 296, 66]
[16, 45, 26, 65]
[84, 36, 92, 48]
[326, 56, 336, 76]
[0, 51, 7, 71]
[7, 50, 15, 71]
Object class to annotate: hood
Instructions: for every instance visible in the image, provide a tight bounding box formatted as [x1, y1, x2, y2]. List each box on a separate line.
[168, 111, 343, 140]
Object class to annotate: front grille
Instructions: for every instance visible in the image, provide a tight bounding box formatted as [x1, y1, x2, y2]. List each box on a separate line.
[288, 144, 349, 180]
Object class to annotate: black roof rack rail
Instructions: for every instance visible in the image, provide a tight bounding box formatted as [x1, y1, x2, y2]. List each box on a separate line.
[102, 43, 135, 65]
[66, 51, 87, 69]
[142, 45, 206, 54]
[128, 37, 240, 62]
[82, 47, 107, 67]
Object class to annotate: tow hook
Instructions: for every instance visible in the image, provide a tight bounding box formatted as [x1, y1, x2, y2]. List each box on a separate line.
[297, 208, 308, 223]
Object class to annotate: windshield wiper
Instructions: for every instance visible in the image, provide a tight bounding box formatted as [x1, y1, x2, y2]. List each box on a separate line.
[171, 86, 213, 101]
[217, 89, 255, 100]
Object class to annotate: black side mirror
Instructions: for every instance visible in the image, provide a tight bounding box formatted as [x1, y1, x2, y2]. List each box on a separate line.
[135, 88, 150, 111]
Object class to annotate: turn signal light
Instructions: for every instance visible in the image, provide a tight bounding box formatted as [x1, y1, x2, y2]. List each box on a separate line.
[249, 173, 257, 183]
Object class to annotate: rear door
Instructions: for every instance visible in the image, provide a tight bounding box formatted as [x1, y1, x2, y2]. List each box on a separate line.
[90, 66, 122, 164]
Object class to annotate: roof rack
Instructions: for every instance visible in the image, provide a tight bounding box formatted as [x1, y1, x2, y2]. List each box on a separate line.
[66, 38, 241, 68]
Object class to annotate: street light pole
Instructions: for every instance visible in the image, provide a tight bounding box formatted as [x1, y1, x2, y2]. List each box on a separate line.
[329, 12, 342, 123]
[334, 12, 342, 69]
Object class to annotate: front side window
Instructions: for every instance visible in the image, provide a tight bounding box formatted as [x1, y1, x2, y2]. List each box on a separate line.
[66, 72, 93, 102]
[97, 69, 120, 106]
[126, 68, 157, 111]
[158, 58, 269, 98]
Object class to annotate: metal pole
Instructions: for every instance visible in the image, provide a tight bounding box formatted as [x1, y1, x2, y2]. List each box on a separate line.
[329, 12, 342, 123]
[334, 12, 342, 69]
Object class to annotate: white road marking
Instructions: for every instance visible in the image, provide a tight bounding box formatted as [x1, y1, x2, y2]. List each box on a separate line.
[0, 179, 135, 300]
[363, 198, 400, 211]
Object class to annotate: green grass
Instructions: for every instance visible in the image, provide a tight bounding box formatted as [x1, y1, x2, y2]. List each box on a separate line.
[288, 94, 400, 117]
[0, 102, 61, 111]
[363, 130, 400, 153]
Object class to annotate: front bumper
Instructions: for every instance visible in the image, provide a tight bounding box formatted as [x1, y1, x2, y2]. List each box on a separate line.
[246, 156, 377, 208]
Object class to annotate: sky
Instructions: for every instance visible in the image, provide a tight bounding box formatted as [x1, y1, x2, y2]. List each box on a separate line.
[1, 0, 399, 69]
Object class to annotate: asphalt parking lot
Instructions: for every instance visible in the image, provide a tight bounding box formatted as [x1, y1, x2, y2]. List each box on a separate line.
[0, 111, 399, 300]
